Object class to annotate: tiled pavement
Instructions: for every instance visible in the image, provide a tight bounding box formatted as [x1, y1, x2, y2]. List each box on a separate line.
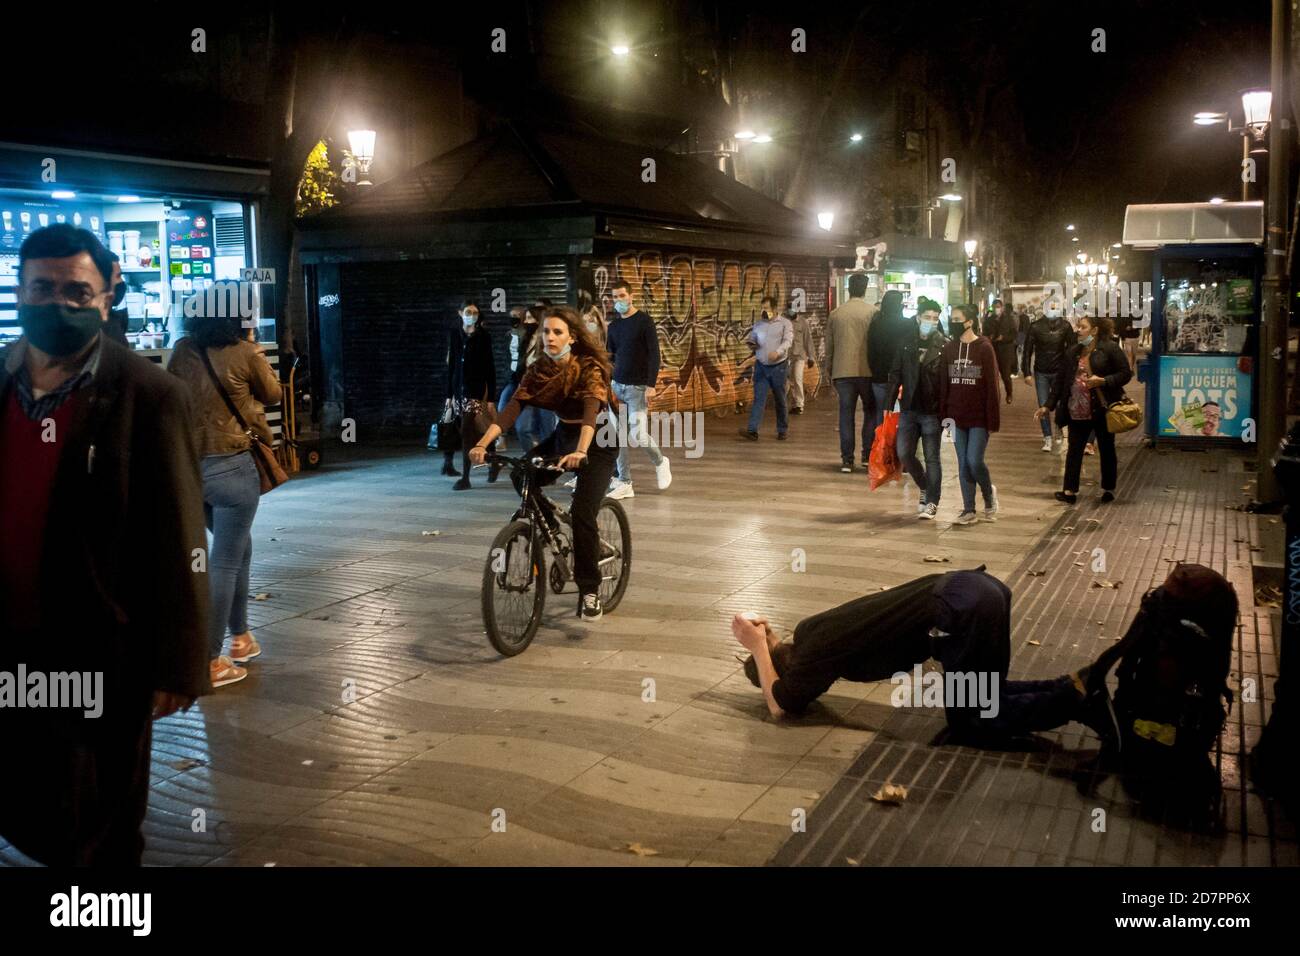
[2, 378, 1293, 866]
[773, 434, 1299, 866]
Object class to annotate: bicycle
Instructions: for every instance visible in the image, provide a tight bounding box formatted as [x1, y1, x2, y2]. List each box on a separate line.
[479, 452, 632, 656]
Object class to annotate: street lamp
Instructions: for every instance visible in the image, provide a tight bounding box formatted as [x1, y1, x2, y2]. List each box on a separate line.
[1241, 88, 1272, 139]
[850, 132, 864, 143]
[753, 134, 773, 144]
[817, 211, 835, 231]
[347, 129, 377, 186]
[1065, 224, 1076, 231]
[735, 130, 756, 140]
[939, 193, 962, 202]
[611, 43, 630, 56]
[963, 240, 977, 304]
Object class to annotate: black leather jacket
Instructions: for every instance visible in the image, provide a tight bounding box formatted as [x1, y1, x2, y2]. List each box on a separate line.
[1046, 338, 1132, 427]
[1021, 317, 1076, 377]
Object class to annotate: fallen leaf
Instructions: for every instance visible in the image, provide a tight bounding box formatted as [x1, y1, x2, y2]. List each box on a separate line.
[1084, 518, 1102, 525]
[1092, 580, 1122, 589]
[1139, 536, 1151, 541]
[871, 783, 909, 804]
[252, 592, 272, 601]
[1249, 546, 1264, 553]
[1027, 639, 1042, 646]
[1027, 570, 1047, 577]
[625, 842, 660, 857]
[923, 555, 951, 563]
[1061, 526, 1075, 534]
[171, 758, 201, 771]
[846, 857, 861, 866]
[421, 530, 441, 536]
[1096, 620, 1105, 625]
[274, 526, 287, 531]
[268, 537, 279, 542]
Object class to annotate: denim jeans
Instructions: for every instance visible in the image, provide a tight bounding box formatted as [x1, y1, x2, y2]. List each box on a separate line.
[833, 376, 874, 463]
[897, 410, 943, 505]
[201, 451, 261, 659]
[748, 361, 789, 434]
[613, 381, 665, 483]
[1032, 372, 1058, 438]
[872, 382, 890, 429]
[952, 426, 994, 513]
[517, 405, 557, 452]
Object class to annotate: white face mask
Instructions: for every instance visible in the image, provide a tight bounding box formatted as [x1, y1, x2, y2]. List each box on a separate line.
[585, 320, 598, 333]
[462, 313, 477, 328]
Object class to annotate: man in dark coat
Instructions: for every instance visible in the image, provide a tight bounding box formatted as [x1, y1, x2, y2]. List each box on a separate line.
[0, 224, 209, 866]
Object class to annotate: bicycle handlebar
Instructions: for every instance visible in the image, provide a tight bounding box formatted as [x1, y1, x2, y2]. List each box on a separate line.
[483, 452, 567, 472]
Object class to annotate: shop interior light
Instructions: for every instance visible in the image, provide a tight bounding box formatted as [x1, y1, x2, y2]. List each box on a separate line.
[611, 43, 630, 56]
[1241, 89, 1271, 135]
[1077, 252, 1088, 263]
[1087, 263, 1098, 276]
[51, 190, 76, 199]
[850, 132, 864, 142]
[735, 130, 756, 140]
[1099, 263, 1109, 273]
[1109, 274, 1119, 285]
[753, 134, 773, 143]
[1065, 224, 1076, 231]
[1112, 242, 1122, 248]
[1071, 236, 1079, 242]
[963, 240, 977, 258]
[116, 195, 141, 203]
[1209, 196, 1226, 204]
[939, 193, 962, 201]
[817, 211, 835, 231]
[1193, 111, 1228, 125]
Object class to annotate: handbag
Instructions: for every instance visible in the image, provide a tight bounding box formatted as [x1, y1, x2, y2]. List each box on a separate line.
[199, 347, 289, 494]
[431, 400, 462, 452]
[462, 384, 497, 438]
[1093, 386, 1143, 434]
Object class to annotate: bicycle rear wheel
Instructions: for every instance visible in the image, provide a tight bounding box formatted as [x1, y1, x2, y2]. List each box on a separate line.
[595, 498, 632, 613]
[481, 520, 546, 656]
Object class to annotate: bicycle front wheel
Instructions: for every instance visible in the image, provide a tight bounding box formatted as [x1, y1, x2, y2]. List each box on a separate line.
[595, 498, 632, 613]
[481, 520, 546, 657]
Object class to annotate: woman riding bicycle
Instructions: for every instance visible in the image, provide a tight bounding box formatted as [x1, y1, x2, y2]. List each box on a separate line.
[469, 306, 621, 622]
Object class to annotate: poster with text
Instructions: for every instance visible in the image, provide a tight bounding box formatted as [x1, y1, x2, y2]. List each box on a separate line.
[1158, 355, 1251, 438]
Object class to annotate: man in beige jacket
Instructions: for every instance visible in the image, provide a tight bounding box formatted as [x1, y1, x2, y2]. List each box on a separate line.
[825, 272, 876, 473]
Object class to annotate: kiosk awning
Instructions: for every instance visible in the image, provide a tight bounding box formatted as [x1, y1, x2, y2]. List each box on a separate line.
[1122, 201, 1263, 249]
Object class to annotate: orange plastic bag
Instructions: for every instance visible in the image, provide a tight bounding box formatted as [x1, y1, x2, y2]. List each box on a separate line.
[868, 410, 902, 490]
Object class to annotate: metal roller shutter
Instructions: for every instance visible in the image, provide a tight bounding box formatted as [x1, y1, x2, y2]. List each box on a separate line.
[589, 243, 830, 413]
[339, 256, 570, 431]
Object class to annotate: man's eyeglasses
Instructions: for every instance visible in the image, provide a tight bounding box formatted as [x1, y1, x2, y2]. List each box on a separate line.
[23, 281, 107, 309]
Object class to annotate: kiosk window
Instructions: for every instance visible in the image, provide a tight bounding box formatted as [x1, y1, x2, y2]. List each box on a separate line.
[1161, 259, 1256, 356]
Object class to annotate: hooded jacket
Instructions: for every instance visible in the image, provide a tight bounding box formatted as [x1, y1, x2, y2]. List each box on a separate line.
[867, 290, 908, 384]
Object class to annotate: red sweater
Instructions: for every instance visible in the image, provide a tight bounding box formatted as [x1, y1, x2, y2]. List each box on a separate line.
[938, 336, 1001, 431]
[0, 387, 86, 631]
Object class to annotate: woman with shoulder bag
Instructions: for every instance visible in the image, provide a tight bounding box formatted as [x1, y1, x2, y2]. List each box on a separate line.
[167, 285, 282, 688]
[443, 301, 499, 490]
[1037, 315, 1132, 505]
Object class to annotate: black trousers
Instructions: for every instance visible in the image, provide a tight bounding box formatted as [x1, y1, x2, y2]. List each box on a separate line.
[513, 419, 619, 596]
[995, 343, 1017, 399]
[444, 408, 496, 478]
[1063, 413, 1117, 494]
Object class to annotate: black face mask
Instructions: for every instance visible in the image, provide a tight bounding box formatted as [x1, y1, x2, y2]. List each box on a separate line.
[19, 303, 103, 357]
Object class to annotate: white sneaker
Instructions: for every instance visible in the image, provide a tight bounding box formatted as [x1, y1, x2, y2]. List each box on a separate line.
[607, 480, 634, 500]
[654, 458, 673, 490]
[982, 485, 999, 521]
[919, 503, 938, 520]
[1041, 437, 1053, 452]
[955, 511, 978, 526]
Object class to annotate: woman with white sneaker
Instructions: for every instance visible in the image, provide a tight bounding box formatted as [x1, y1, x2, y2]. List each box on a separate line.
[938, 304, 1001, 525]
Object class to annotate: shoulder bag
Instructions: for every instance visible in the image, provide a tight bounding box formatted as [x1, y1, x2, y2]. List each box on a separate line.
[200, 346, 289, 494]
[1092, 347, 1142, 434]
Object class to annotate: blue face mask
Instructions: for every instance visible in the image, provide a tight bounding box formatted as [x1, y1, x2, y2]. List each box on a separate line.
[1080, 334, 1094, 346]
[545, 343, 572, 360]
[919, 320, 936, 337]
[613, 300, 630, 315]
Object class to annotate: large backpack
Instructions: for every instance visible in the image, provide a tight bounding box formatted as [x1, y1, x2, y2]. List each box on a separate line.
[1112, 589, 1234, 822]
